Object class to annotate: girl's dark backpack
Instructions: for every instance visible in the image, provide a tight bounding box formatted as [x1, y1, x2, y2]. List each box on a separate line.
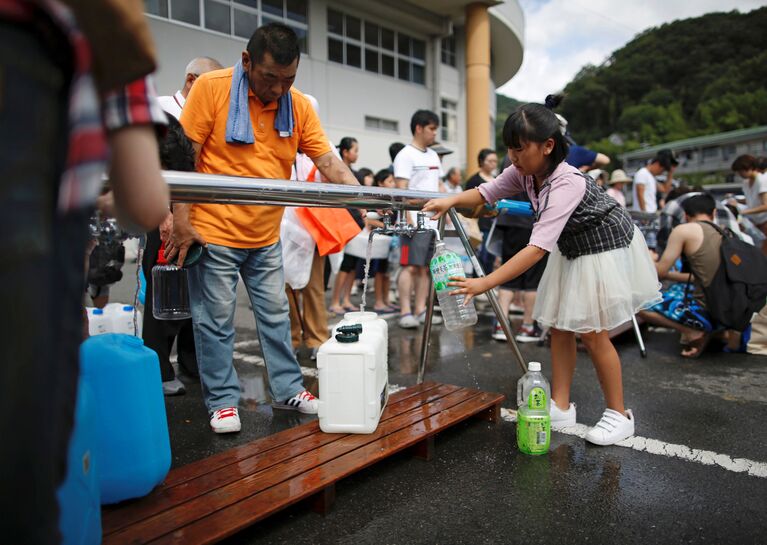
[701, 221, 767, 331]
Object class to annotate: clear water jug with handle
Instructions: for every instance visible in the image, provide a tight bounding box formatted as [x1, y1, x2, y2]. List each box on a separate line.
[151, 244, 191, 320]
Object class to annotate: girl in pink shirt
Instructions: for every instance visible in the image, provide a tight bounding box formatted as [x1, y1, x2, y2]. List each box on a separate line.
[424, 104, 660, 446]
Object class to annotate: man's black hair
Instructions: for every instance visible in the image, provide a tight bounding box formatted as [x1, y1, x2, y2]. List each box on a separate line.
[732, 154, 758, 172]
[160, 116, 195, 172]
[502, 103, 569, 176]
[247, 22, 300, 66]
[410, 109, 439, 135]
[389, 142, 405, 162]
[681, 193, 716, 218]
[653, 149, 679, 170]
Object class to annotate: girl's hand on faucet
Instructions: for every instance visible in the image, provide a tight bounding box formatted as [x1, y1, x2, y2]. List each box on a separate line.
[422, 197, 453, 220]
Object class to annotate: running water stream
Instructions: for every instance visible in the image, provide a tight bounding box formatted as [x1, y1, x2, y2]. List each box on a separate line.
[359, 232, 375, 314]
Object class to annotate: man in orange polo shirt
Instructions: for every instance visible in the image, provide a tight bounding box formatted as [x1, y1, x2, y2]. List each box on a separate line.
[167, 23, 358, 433]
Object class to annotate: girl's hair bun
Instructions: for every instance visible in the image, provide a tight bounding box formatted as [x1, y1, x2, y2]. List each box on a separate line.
[544, 93, 564, 110]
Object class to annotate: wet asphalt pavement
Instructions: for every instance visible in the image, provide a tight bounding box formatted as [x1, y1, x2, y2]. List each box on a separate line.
[110, 262, 767, 544]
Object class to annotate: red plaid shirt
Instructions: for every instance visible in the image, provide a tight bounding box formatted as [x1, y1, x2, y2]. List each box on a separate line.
[0, 0, 167, 213]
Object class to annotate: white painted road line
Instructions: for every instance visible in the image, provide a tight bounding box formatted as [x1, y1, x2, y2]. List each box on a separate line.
[500, 408, 767, 479]
[233, 339, 260, 350]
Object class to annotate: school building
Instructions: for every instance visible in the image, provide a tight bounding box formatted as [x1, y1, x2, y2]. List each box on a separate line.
[620, 125, 767, 184]
[144, 0, 525, 174]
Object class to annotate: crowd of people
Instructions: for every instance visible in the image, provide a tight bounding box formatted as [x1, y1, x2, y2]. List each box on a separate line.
[2, 3, 766, 541]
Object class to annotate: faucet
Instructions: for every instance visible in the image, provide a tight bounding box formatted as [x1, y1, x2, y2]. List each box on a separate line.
[367, 211, 441, 243]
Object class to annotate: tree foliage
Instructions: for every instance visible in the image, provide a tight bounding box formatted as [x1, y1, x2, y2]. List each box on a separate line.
[550, 7, 767, 147]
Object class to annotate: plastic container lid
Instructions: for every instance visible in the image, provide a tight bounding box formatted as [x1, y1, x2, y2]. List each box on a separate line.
[93, 309, 104, 315]
[528, 361, 541, 372]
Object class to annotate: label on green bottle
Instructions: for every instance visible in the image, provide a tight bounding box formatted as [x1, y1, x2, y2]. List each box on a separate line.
[528, 387, 547, 410]
[430, 251, 464, 293]
[517, 411, 551, 455]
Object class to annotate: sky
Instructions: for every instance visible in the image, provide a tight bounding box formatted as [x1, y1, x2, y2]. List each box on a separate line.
[497, 0, 766, 101]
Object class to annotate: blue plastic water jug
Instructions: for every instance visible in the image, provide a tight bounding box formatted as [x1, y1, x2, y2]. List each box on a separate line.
[57, 378, 101, 545]
[80, 334, 171, 504]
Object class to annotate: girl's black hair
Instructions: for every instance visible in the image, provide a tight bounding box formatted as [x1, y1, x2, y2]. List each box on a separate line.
[477, 148, 496, 167]
[502, 103, 569, 176]
[354, 167, 373, 184]
[338, 136, 358, 155]
[544, 93, 564, 110]
[373, 168, 392, 186]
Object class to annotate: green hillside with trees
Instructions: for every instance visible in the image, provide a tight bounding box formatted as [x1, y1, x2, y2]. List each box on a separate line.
[496, 6, 767, 161]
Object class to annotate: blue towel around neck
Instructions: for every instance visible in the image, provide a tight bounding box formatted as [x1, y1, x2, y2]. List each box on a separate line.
[225, 60, 294, 144]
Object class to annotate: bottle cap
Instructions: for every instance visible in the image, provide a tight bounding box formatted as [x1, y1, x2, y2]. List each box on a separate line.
[528, 361, 541, 372]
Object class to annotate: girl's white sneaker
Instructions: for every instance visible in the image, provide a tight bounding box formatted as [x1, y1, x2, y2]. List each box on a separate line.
[550, 401, 576, 428]
[585, 408, 635, 446]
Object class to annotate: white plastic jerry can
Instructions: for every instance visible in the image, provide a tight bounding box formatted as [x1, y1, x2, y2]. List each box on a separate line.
[103, 303, 142, 337]
[87, 308, 112, 336]
[317, 312, 389, 434]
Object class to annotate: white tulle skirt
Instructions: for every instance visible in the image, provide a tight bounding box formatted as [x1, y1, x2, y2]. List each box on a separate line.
[534, 226, 662, 333]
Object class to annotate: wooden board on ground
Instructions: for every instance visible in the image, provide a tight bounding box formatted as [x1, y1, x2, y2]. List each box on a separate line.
[102, 382, 505, 545]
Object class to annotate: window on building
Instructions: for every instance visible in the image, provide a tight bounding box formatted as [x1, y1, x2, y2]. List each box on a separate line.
[170, 0, 200, 25]
[702, 147, 720, 162]
[365, 116, 399, 133]
[722, 145, 736, 161]
[145, 0, 307, 52]
[441, 35, 456, 67]
[145, 0, 168, 17]
[327, 7, 426, 85]
[440, 99, 458, 142]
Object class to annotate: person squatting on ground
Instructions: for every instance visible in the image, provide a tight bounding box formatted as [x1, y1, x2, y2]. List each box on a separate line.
[165, 23, 359, 434]
[0, 1, 170, 541]
[639, 194, 725, 358]
[424, 103, 662, 446]
[145, 56, 223, 396]
[394, 110, 445, 329]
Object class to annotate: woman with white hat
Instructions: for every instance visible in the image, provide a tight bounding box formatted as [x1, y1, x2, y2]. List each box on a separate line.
[606, 169, 631, 207]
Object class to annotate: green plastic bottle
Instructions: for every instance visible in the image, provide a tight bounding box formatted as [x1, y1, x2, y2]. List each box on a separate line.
[516, 361, 551, 455]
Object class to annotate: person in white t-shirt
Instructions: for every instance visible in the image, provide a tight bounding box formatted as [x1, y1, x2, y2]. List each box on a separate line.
[394, 110, 444, 329]
[631, 149, 678, 213]
[157, 56, 223, 120]
[731, 154, 767, 254]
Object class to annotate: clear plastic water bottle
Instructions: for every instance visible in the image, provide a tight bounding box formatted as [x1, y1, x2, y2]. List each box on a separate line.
[429, 241, 478, 331]
[516, 361, 551, 455]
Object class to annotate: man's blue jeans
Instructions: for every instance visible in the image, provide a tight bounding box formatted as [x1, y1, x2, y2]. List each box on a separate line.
[188, 241, 306, 412]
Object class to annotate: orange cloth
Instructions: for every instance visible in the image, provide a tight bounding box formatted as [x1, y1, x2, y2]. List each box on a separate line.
[180, 67, 332, 248]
